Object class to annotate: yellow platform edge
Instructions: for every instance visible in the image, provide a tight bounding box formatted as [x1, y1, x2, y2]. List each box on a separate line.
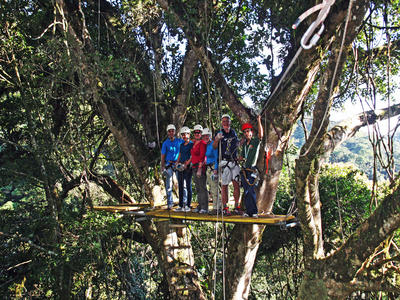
[93, 205, 296, 225]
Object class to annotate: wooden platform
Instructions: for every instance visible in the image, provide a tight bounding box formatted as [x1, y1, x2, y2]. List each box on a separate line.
[93, 204, 296, 225]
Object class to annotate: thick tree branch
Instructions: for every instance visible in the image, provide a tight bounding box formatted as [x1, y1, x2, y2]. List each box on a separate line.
[156, 0, 252, 124]
[356, 38, 400, 61]
[296, 12, 353, 260]
[323, 103, 400, 158]
[325, 276, 400, 298]
[325, 178, 400, 282]
[0, 231, 57, 257]
[173, 48, 198, 128]
[89, 172, 135, 204]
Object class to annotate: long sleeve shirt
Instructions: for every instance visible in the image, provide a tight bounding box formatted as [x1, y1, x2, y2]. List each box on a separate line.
[191, 140, 207, 166]
[205, 141, 219, 170]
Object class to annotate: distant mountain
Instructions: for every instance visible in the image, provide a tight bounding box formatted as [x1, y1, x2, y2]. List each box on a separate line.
[291, 120, 400, 180]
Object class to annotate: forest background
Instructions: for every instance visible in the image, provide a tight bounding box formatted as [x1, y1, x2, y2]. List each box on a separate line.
[1, 0, 400, 299]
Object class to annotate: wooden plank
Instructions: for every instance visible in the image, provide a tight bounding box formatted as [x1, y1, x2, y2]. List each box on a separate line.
[92, 205, 296, 225]
[117, 203, 151, 207]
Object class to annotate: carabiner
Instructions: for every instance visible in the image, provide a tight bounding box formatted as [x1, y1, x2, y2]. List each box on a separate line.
[301, 21, 325, 50]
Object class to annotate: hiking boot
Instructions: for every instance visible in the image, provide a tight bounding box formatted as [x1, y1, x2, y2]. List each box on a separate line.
[183, 206, 191, 212]
[223, 207, 231, 216]
[174, 207, 183, 212]
[233, 206, 243, 215]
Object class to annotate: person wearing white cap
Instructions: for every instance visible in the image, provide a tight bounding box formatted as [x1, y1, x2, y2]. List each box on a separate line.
[175, 126, 193, 212]
[212, 114, 240, 216]
[202, 128, 220, 214]
[161, 124, 184, 209]
[191, 124, 208, 213]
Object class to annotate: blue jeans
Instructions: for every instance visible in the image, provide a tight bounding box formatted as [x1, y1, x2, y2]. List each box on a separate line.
[241, 170, 258, 216]
[177, 169, 192, 207]
[164, 167, 177, 206]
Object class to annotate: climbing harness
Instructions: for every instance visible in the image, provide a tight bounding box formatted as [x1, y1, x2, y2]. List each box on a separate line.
[241, 168, 260, 187]
[220, 159, 241, 183]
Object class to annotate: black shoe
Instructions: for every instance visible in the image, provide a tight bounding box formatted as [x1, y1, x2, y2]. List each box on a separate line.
[223, 207, 231, 216]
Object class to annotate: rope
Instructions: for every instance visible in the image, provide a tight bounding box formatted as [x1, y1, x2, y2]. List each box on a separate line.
[153, 74, 161, 149]
[284, 148, 297, 218]
[215, 89, 226, 300]
[97, 0, 100, 48]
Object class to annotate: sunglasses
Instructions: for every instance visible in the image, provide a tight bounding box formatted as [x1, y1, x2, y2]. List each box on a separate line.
[194, 131, 202, 134]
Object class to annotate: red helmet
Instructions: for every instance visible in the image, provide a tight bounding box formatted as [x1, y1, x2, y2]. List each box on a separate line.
[241, 123, 253, 132]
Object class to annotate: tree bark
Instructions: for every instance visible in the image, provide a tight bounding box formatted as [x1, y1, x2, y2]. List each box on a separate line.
[225, 225, 265, 300]
[53, 2, 207, 298]
[156, 0, 372, 299]
[140, 220, 207, 299]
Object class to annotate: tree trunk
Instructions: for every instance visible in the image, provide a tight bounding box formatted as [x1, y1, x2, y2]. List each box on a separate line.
[140, 220, 206, 299]
[225, 225, 265, 300]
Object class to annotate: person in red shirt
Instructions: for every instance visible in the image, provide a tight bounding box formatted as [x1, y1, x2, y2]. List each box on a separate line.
[191, 124, 208, 213]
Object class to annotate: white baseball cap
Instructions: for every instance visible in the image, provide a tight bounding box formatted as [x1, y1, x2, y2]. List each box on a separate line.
[166, 124, 176, 131]
[221, 114, 231, 120]
[193, 124, 203, 132]
[180, 126, 191, 134]
[202, 128, 212, 136]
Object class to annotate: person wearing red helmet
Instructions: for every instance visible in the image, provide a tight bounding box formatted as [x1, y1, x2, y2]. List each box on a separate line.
[239, 115, 263, 217]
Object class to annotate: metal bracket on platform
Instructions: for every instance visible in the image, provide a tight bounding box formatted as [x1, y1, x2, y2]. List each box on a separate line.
[276, 219, 299, 230]
[285, 221, 300, 228]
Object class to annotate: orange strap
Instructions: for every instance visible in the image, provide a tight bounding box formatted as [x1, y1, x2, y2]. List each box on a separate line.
[265, 149, 272, 174]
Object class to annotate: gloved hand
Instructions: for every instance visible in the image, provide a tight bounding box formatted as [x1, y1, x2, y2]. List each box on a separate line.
[175, 163, 184, 172]
[211, 173, 218, 182]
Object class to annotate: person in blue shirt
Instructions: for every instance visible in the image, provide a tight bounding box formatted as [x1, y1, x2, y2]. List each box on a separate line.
[161, 124, 184, 209]
[212, 114, 240, 216]
[175, 126, 193, 212]
[203, 128, 220, 214]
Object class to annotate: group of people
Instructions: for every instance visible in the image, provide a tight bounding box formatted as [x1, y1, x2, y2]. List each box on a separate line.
[160, 114, 263, 217]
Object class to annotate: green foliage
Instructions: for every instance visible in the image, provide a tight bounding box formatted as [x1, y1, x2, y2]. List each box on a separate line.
[1, 0, 400, 298]
[0, 187, 161, 299]
[319, 163, 373, 252]
[252, 227, 302, 300]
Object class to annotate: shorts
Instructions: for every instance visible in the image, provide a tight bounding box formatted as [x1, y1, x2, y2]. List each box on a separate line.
[220, 160, 240, 185]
